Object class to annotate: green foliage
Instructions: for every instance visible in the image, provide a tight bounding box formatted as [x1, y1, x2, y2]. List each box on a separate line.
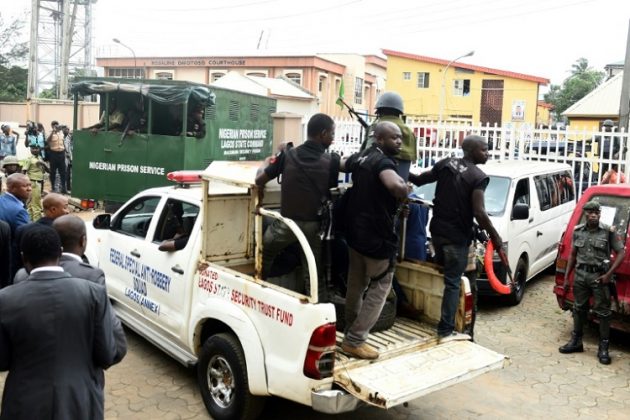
[544, 58, 605, 119]
[0, 13, 28, 101]
[0, 65, 27, 101]
[39, 86, 58, 99]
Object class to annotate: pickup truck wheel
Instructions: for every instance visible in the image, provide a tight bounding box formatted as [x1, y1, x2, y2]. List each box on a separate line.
[506, 258, 527, 306]
[197, 333, 265, 420]
[331, 292, 397, 333]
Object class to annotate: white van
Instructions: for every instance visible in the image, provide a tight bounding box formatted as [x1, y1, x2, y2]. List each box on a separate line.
[412, 160, 575, 305]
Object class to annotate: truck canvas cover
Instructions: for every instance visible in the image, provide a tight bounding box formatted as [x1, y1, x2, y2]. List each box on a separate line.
[71, 79, 215, 106]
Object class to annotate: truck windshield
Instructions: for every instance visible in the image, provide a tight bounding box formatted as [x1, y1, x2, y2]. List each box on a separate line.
[412, 175, 511, 216]
[578, 195, 630, 241]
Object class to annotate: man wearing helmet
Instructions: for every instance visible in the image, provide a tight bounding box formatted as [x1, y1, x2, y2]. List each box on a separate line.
[1, 156, 21, 192]
[363, 92, 417, 181]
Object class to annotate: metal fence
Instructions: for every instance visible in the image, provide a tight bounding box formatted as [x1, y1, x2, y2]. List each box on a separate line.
[322, 117, 630, 200]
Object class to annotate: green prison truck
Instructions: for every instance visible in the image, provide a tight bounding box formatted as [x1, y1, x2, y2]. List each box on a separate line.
[70, 77, 276, 206]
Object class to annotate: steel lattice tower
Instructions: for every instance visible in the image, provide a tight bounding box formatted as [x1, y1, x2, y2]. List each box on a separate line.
[27, 0, 96, 99]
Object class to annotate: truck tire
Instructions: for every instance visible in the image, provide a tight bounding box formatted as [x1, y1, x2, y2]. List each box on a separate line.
[506, 258, 527, 306]
[331, 292, 397, 333]
[197, 333, 265, 420]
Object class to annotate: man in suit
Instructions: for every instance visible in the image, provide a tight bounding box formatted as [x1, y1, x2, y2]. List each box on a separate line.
[0, 224, 126, 420]
[0, 173, 31, 236]
[14, 215, 126, 376]
[15, 214, 101, 284]
[39, 192, 70, 226]
[11, 192, 71, 281]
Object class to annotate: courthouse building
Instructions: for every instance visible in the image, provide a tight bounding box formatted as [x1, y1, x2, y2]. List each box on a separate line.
[96, 53, 387, 117]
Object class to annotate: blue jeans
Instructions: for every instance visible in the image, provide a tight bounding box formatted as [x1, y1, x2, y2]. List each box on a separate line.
[433, 236, 468, 336]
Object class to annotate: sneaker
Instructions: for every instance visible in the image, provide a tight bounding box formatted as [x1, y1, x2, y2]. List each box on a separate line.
[341, 342, 379, 360]
[438, 332, 471, 344]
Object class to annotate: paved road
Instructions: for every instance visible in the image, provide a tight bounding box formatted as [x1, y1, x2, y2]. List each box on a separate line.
[1, 274, 628, 419]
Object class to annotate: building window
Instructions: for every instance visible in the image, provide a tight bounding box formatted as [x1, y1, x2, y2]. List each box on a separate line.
[246, 72, 267, 77]
[417, 72, 429, 88]
[285, 72, 301, 85]
[453, 79, 471, 96]
[403, 72, 411, 80]
[108, 68, 144, 79]
[354, 77, 363, 105]
[211, 72, 226, 82]
[318, 76, 326, 92]
[155, 72, 173, 80]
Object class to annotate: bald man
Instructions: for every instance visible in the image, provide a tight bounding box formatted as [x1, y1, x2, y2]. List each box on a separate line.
[410, 135, 502, 343]
[339, 121, 408, 360]
[39, 193, 70, 226]
[0, 173, 31, 236]
[15, 214, 99, 284]
[11, 193, 70, 281]
[15, 215, 128, 386]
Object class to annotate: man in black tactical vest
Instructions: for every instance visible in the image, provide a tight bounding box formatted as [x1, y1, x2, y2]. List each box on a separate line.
[255, 113, 340, 302]
[339, 121, 409, 360]
[409, 135, 502, 343]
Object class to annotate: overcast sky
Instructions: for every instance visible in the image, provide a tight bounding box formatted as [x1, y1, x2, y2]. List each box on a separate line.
[4, 0, 630, 90]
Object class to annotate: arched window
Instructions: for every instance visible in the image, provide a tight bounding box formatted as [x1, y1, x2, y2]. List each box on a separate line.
[285, 72, 301, 85]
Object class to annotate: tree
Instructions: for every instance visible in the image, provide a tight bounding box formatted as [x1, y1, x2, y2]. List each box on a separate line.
[544, 58, 605, 120]
[0, 13, 28, 101]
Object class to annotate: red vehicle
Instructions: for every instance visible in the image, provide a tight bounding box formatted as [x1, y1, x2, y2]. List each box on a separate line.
[554, 184, 630, 333]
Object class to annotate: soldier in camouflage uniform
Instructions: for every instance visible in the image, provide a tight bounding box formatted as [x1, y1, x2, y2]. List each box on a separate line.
[559, 200, 625, 364]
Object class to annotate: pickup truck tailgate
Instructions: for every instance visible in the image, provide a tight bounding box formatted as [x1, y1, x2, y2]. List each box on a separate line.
[334, 319, 506, 408]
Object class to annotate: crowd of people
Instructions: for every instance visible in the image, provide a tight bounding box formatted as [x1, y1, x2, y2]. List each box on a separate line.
[0, 118, 126, 418]
[0, 184, 126, 418]
[1, 119, 73, 201]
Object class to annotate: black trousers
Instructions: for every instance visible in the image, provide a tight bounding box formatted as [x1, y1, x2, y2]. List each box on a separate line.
[48, 150, 67, 193]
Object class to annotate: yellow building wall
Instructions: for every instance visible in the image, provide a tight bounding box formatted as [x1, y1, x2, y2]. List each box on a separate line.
[386, 55, 540, 126]
[536, 105, 551, 127]
[567, 118, 600, 131]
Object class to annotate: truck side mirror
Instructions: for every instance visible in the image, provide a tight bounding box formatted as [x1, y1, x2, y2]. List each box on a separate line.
[93, 214, 112, 229]
[511, 203, 529, 221]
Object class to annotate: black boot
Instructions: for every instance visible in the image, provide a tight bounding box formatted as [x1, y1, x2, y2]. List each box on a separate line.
[597, 339, 611, 364]
[559, 332, 584, 354]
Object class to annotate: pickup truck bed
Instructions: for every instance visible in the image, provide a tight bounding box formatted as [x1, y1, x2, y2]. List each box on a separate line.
[331, 261, 507, 409]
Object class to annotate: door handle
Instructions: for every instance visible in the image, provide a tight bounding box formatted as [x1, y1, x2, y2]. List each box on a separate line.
[130, 249, 141, 258]
[537, 231, 543, 237]
[171, 265, 184, 274]
[529, 217, 534, 223]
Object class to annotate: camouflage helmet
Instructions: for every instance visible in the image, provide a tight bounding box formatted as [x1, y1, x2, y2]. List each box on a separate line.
[602, 119, 615, 127]
[375, 92, 404, 114]
[583, 200, 600, 212]
[1, 155, 20, 167]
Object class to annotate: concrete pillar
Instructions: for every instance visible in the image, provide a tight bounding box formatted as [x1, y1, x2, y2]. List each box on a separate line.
[271, 112, 303, 151]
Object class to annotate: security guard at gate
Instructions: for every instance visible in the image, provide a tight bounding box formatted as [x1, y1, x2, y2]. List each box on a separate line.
[559, 200, 625, 364]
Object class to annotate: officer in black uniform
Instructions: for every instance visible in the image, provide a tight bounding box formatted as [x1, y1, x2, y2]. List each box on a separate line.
[255, 113, 340, 301]
[559, 200, 625, 364]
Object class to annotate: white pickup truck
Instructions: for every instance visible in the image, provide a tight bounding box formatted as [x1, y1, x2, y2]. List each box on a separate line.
[87, 161, 506, 420]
